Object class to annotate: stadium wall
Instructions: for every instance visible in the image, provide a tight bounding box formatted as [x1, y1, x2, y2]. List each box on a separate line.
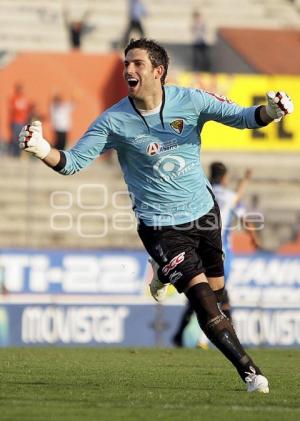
[0, 52, 127, 144]
[1, 52, 299, 150]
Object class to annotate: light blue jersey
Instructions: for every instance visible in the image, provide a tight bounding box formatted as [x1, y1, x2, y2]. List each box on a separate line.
[59, 85, 261, 226]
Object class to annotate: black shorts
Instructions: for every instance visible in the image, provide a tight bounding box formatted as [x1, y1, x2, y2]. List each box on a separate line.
[138, 202, 224, 293]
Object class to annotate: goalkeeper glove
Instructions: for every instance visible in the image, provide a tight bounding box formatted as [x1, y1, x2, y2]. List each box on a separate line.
[266, 91, 294, 122]
[19, 121, 51, 159]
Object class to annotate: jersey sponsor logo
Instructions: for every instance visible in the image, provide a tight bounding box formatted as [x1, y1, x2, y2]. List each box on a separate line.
[147, 142, 160, 156]
[146, 142, 178, 156]
[205, 91, 234, 104]
[162, 252, 185, 276]
[153, 155, 196, 181]
[169, 271, 183, 284]
[170, 119, 184, 134]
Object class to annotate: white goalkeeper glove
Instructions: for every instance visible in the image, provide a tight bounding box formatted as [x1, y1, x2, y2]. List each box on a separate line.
[19, 121, 51, 159]
[266, 91, 294, 122]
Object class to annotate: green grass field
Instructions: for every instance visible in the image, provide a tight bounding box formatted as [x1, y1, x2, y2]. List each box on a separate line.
[0, 348, 299, 421]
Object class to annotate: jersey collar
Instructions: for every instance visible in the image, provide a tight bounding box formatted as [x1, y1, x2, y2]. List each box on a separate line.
[128, 87, 166, 131]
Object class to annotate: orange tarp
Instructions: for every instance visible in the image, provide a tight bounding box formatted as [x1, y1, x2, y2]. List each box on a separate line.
[0, 51, 127, 144]
[219, 28, 300, 75]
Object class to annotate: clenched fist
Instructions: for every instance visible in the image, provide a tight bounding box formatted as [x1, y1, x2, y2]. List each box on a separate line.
[18, 121, 51, 159]
[266, 91, 294, 121]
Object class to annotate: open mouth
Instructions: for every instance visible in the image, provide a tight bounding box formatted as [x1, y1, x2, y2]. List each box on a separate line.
[127, 78, 139, 88]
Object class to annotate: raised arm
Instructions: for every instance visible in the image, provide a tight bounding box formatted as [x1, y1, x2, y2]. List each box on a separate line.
[233, 170, 264, 249]
[18, 117, 112, 174]
[192, 89, 294, 129]
[234, 169, 252, 206]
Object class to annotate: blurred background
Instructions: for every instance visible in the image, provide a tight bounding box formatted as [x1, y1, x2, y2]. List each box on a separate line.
[0, 0, 300, 348]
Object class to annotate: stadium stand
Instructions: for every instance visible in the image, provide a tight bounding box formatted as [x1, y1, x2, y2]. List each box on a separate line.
[0, 154, 142, 249]
[0, 1, 68, 52]
[0, 0, 299, 253]
[0, 152, 299, 251]
[0, 0, 299, 53]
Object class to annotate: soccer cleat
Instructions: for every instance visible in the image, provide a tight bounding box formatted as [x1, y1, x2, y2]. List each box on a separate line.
[245, 369, 269, 394]
[149, 258, 169, 302]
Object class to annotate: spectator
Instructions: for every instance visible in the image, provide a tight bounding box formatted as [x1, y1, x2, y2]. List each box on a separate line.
[69, 21, 84, 49]
[50, 94, 74, 150]
[8, 83, 30, 157]
[247, 193, 265, 241]
[191, 11, 211, 72]
[64, 10, 93, 50]
[122, 0, 148, 47]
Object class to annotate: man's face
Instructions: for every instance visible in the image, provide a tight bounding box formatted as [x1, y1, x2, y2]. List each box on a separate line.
[123, 48, 163, 100]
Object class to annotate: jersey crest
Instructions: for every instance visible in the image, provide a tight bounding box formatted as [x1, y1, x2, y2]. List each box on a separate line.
[170, 119, 184, 134]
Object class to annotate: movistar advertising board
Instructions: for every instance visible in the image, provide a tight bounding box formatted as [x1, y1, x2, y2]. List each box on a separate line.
[0, 304, 183, 347]
[0, 249, 299, 347]
[227, 254, 300, 347]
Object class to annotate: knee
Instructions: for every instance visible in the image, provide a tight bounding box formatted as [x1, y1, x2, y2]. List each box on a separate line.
[207, 276, 224, 293]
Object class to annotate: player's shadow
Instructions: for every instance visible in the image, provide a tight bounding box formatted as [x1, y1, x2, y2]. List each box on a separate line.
[146, 385, 214, 391]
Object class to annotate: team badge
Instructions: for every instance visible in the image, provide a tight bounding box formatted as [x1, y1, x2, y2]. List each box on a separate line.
[170, 119, 184, 134]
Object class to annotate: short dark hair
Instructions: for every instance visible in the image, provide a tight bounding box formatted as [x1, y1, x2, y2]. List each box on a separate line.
[124, 38, 169, 85]
[209, 162, 228, 185]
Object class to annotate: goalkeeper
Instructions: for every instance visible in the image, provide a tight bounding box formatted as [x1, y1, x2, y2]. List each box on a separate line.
[19, 38, 293, 394]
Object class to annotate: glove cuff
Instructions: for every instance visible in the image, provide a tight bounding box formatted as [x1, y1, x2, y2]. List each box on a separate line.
[265, 104, 282, 122]
[265, 104, 276, 119]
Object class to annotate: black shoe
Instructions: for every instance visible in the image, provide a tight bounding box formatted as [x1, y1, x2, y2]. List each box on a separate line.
[172, 333, 183, 347]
